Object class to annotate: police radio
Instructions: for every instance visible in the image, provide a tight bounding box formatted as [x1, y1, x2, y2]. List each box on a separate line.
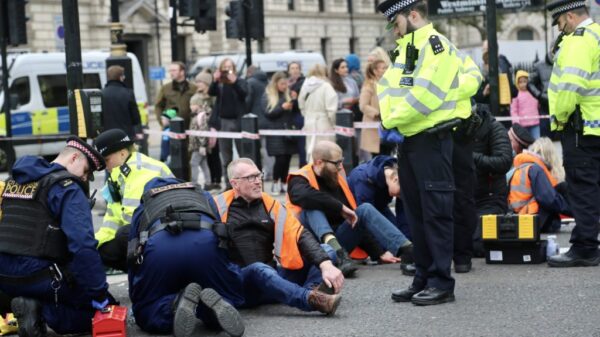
[404, 33, 419, 74]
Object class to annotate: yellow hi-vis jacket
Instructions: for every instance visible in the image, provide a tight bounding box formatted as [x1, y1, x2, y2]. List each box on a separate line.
[95, 152, 173, 247]
[548, 22, 600, 135]
[377, 23, 482, 137]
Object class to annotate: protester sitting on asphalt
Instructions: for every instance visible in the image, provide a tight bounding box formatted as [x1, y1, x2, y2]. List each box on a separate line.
[127, 177, 245, 337]
[508, 123, 535, 156]
[214, 158, 344, 316]
[347, 155, 415, 275]
[508, 137, 571, 233]
[0, 137, 113, 336]
[94, 128, 173, 272]
[287, 141, 414, 278]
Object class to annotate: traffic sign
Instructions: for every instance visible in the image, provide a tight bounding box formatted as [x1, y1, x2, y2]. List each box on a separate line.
[149, 66, 165, 80]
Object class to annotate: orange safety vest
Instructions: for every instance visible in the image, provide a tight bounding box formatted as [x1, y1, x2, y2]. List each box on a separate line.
[508, 152, 558, 215]
[214, 190, 304, 270]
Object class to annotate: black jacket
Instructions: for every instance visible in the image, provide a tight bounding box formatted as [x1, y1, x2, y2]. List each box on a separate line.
[245, 70, 269, 128]
[472, 106, 512, 213]
[102, 80, 141, 138]
[262, 92, 296, 156]
[527, 54, 552, 114]
[225, 196, 329, 268]
[474, 55, 518, 115]
[208, 78, 248, 128]
[289, 76, 306, 126]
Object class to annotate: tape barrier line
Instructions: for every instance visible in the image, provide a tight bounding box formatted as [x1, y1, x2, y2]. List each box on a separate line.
[494, 115, 551, 122]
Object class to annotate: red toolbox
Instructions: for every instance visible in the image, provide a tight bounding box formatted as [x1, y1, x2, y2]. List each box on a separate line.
[92, 305, 127, 337]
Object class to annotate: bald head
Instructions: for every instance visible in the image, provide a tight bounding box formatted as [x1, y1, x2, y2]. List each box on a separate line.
[312, 141, 342, 162]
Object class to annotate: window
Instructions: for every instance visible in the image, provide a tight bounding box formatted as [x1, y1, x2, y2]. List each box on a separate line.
[9, 76, 30, 108]
[38, 74, 101, 107]
[319, 0, 325, 12]
[517, 28, 534, 41]
[288, 0, 295, 10]
[290, 38, 301, 50]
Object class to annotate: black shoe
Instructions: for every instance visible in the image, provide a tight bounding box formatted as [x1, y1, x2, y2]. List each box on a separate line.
[316, 281, 335, 295]
[454, 261, 472, 273]
[548, 250, 600, 268]
[400, 263, 416, 276]
[391, 285, 422, 303]
[173, 283, 203, 337]
[11, 297, 46, 337]
[336, 250, 358, 278]
[411, 288, 455, 306]
[199, 288, 245, 337]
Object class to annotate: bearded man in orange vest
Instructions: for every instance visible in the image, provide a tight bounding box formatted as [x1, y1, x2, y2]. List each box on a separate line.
[287, 141, 414, 278]
[214, 158, 345, 315]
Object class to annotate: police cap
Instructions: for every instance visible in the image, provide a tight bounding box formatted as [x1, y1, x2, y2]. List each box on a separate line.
[546, 0, 587, 26]
[65, 136, 106, 178]
[377, 0, 423, 29]
[94, 129, 134, 158]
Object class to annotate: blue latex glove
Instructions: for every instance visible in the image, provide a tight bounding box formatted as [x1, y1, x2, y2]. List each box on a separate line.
[92, 299, 109, 310]
[378, 124, 405, 144]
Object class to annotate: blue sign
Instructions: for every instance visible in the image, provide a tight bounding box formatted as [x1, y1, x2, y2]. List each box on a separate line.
[149, 66, 166, 80]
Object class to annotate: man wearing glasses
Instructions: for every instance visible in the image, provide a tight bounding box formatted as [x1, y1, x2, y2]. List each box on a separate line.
[214, 158, 344, 315]
[287, 141, 414, 278]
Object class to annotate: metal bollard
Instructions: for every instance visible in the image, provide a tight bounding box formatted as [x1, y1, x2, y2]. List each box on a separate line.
[336, 109, 357, 173]
[168, 117, 190, 181]
[240, 113, 262, 170]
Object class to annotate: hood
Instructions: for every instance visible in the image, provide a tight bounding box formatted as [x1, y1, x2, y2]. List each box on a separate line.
[515, 70, 528, 83]
[345, 54, 361, 72]
[251, 70, 268, 83]
[302, 76, 327, 95]
[498, 54, 513, 73]
[365, 155, 397, 189]
[11, 156, 65, 184]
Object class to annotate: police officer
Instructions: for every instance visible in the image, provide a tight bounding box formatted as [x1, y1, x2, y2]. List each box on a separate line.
[94, 128, 173, 271]
[546, 0, 600, 267]
[128, 177, 245, 337]
[376, 0, 482, 305]
[0, 137, 111, 336]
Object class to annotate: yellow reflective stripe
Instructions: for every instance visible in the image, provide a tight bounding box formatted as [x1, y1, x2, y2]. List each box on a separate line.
[101, 219, 120, 231]
[405, 92, 456, 116]
[510, 199, 530, 209]
[414, 78, 449, 101]
[549, 82, 584, 94]
[561, 67, 591, 79]
[122, 197, 140, 208]
[272, 203, 287, 259]
[122, 212, 133, 224]
[215, 193, 228, 219]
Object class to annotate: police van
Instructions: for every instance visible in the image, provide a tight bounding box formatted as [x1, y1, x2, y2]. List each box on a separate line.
[0, 51, 149, 169]
[190, 51, 326, 78]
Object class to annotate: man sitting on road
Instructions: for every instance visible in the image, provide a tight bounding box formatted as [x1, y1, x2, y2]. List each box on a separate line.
[214, 158, 344, 316]
[287, 141, 414, 278]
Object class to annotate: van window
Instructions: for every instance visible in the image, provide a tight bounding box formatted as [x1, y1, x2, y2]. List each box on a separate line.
[38, 74, 102, 107]
[10, 76, 30, 107]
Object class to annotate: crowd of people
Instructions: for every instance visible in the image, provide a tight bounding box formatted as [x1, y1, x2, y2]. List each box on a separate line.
[0, 0, 597, 336]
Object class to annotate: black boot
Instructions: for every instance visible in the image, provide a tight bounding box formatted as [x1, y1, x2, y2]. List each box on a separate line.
[336, 249, 358, 278]
[398, 244, 416, 276]
[11, 297, 46, 337]
[198, 288, 245, 337]
[173, 283, 203, 337]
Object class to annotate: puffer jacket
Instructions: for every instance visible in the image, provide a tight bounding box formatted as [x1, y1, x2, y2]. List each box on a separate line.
[262, 92, 296, 156]
[472, 105, 513, 213]
[527, 54, 553, 112]
[246, 70, 269, 128]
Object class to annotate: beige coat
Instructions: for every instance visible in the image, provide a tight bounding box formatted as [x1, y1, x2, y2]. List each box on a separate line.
[298, 77, 339, 162]
[358, 80, 381, 153]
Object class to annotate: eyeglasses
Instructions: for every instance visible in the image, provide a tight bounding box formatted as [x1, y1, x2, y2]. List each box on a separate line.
[233, 172, 263, 183]
[323, 159, 344, 168]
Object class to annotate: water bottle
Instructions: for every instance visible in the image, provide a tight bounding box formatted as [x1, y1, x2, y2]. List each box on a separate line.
[546, 235, 559, 257]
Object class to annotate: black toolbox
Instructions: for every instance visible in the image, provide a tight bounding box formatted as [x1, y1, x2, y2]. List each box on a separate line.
[484, 240, 547, 264]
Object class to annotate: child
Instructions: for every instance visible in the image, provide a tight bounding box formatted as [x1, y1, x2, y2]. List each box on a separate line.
[510, 70, 540, 139]
[160, 108, 177, 163]
[189, 71, 215, 188]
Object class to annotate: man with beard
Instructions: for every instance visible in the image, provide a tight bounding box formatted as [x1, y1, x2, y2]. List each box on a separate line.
[287, 141, 414, 278]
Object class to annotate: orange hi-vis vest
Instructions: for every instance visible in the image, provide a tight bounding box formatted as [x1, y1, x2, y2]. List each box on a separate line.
[214, 190, 304, 270]
[508, 152, 558, 215]
[286, 164, 357, 218]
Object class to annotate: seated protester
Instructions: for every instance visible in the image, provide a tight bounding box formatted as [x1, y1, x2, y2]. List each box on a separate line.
[508, 123, 535, 156]
[472, 105, 513, 256]
[508, 137, 571, 233]
[0, 137, 113, 336]
[347, 155, 415, 275]
[214, 158, 344, 315]
[94, 129, 174, 272]
[127, 177, 245, 337]
[287, 141, 413, 278]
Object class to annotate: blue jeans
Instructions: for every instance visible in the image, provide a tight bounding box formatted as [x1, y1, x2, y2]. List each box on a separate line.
[300, 203, 411, 255]
[526, 125, 540, 140]
[241, 244, 335, 311]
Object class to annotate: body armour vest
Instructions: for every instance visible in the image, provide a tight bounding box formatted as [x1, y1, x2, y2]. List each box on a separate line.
[0, 170, 84, 262]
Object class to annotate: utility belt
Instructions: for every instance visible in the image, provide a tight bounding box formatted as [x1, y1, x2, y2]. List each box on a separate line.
[423, 118, 463, 138]
[0, 263, 72, 307]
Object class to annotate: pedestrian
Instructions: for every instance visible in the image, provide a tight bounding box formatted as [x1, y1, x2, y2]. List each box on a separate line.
[214, 158, 344, 315]
[159, 108, 177, 163]
[345, 54, 364, 90]
[94, 128, 173, 272]
[298, 64, 338, 162]
[288, 61, 307, 167]
[102, 65, 143, 141]
[0, 137, 113, 336]
[154, 62, 197, 128]
[359, 59, 388, 156]
[546, 0, 600, 267]
[245, 65, 272, 179]
[366, 47, 392, 66]
[511, 70, 541, 139]
[377, 0, 482, 305]
[128, 177, 245, 337]
[208, 58, 248, 188]
[527, 50, 555, 138]
[189, 71, 215, 188]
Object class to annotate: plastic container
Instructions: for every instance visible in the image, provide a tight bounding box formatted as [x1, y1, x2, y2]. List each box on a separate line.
[546, 235, 559, 257]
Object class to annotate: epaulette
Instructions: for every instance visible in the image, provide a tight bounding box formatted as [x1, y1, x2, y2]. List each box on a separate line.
[120, 163, 131, 177]
[61, 179, 73, 188]
[429, 35, 444, 55]
[573, 27, 585, 36]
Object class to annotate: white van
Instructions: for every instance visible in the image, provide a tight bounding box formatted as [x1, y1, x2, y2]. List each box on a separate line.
[0, 51, 149, 168]
[190, 51, 326, 78]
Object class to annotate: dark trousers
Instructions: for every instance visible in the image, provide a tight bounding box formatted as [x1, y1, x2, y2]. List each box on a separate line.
[452, 134, 477, 265]
[399, 131, 455, 291]
[98, 225, 130, 272]
[561, 128, 600, 257]
[273, 154, 292, 182]
[207, 143, 222, 184]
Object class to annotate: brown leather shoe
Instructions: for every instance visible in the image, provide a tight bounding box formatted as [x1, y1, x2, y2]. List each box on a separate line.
[308, 290, 342, 315]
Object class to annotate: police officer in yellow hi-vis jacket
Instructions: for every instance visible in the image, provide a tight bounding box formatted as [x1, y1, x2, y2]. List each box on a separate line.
[546, 0, 600, 267]
[377, 0, 482, 305]
[94, 129, 173, 271]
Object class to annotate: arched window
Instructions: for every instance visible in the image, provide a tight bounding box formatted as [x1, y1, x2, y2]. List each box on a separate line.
[517, 28, 534, 41]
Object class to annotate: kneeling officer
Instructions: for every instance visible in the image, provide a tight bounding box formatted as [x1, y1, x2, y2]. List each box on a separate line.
[128, 177, 245, 337]
[0, 137, 112, 336]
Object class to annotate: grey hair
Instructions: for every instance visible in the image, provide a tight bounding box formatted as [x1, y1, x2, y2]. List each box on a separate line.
[227, 158, 258, 180]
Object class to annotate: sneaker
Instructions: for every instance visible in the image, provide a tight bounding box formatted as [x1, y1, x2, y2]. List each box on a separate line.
[173, 283, 203, 337]
[308, 290, 342, 315]
[271, 181, 281, 196]
[198, 288, 245, 337]
[336, 249, 358, 278]
[11, 297, 46, 337]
